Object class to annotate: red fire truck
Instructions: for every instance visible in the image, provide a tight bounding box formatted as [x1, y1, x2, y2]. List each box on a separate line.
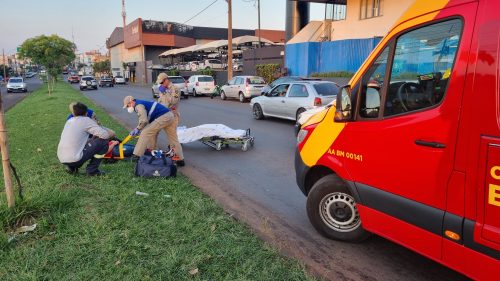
[295, 0, 500, 279]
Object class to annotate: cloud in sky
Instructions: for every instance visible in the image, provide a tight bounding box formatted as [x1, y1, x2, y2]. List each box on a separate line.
[1, 0, 326, 54]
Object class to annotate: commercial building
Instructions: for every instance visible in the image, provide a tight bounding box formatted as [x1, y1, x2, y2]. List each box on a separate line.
[106, 18, 284, 84]
[285, 0, 413, 76]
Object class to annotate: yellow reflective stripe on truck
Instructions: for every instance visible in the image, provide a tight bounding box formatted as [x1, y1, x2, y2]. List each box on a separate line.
[300, 109, 346, 167]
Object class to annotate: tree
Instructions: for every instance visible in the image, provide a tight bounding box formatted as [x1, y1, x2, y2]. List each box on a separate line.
[92, 60, 110, 76]
[18, 35, 75, 95]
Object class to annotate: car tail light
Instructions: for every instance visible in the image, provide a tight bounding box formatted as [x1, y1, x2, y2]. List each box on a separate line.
[185, 81, 188, 88]
[245, 79, 249, 93]
[314, 97, 322, 106]
[196, 81, 199, 86]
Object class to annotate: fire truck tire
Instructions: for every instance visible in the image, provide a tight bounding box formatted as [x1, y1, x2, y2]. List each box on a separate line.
[307, 174, 370, 242]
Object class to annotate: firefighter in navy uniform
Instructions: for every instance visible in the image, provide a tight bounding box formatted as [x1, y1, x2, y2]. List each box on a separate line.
[122, 95, 185, 166]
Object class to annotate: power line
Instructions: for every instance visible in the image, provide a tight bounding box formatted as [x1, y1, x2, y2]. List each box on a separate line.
[183, 0, 219, 24]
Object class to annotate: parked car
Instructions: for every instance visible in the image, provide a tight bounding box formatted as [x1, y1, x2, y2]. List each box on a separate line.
[220, 76, 267, 103]
[99, 76, 114, 87]
[151, 76, 188, 99]
[260, 76, 322, 95]
[250, 81, 339, 121]
[199, 59, 225, 70]
[80, 76, 98, 91]
[185, 61, 200, 71]
[186, 75, 216, 97]
[233, 60, 243, 71]
[6, 77, 28, 93]
[68, 75, 80, 84]
[114, 75, 126, 84]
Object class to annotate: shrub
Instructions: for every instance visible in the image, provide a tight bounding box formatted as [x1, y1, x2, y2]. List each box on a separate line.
[256, 64, 280, 83]
[167, 69, 180, 76]
[197, 68, 216, 78]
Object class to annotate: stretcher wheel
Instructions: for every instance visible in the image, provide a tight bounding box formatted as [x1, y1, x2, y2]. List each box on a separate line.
[242, 140, 249, 151]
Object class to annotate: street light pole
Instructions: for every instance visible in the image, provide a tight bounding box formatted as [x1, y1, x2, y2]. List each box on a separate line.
[258, 0, 261, 48]
[227, 0, 233, 80]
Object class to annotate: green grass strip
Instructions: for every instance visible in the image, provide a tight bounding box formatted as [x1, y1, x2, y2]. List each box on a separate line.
[0, 82, 314, 281]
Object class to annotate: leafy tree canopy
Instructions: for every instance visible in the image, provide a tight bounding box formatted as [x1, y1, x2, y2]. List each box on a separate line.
[18, 35, 75, 77]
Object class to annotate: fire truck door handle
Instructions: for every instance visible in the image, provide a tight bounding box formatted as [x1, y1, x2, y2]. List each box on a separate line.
[415, 140, 446, 148]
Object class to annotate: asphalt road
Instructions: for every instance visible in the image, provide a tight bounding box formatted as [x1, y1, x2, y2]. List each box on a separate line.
[75, 82, 468, 281]
[0, 76, 43, 111]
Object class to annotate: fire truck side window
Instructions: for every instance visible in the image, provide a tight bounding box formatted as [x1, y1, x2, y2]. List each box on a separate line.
[359, 46, 389, 118]
[384, 19, 463, 117]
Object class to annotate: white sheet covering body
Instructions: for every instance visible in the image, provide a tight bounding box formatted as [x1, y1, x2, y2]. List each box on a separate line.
[177, 124, 247, 144]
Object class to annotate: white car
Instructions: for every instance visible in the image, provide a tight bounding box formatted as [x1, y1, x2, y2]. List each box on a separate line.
[220, 76, 267, 103]
[114, 75, 126, 84]
[185, 61, 199, 71]
[152, 76, 188, 99]
[199, 59, 226, 70]
[6, 77, 27, 93]
[250, 81, 339, 121]
[187, 75, 216, 97]
[79, 76, 98, 91]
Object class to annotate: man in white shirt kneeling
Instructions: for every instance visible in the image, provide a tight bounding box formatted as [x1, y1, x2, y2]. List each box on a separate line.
[57, 102, 117, 176]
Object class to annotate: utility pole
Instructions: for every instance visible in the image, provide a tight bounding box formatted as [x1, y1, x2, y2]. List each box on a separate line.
[0, 59, 15, 207]
[2, 49, 6, 83]
[122, 0, 127, 28]
[227, 0, 233, 80]
[257, 0, 261, 48]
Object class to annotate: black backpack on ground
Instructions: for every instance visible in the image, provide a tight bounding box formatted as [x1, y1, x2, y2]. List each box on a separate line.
[134, 153, 177, 178]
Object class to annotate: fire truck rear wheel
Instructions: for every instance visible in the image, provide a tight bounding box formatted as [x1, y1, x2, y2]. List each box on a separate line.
[307, 174, 370, 242]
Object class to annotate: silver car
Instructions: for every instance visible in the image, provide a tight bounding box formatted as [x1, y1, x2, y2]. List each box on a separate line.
[152, 76, 188, 99]
[6, 77, 27, 93]
[250, 81, 339, 121]
[221, 76, 267, 103]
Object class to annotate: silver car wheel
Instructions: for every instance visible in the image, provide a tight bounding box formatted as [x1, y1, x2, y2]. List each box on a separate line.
[319, 192, 361, 233]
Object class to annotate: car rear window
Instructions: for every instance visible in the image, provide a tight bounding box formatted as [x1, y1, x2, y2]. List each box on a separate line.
[247, 77, 266, 84]
[115, 76, 123, 78]
[9, 78, 22, 83]
[198, 76, 214, 82]
[82, 77, 93, 81]
[313, 83, 339, 96]
[170, 77, 185, 84]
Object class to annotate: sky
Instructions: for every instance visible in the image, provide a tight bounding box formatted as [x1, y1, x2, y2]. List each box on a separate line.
[0, 0, 326, 55]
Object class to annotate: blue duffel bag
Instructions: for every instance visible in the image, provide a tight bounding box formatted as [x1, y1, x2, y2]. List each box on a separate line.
[134, 153, 177, 178]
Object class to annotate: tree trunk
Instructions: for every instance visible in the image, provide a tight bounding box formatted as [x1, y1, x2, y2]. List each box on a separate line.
[0, 86, 15, 208]
[47, 74, 51, 95]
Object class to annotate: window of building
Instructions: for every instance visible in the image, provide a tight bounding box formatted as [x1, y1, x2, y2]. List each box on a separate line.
[360, 0, 383, 20]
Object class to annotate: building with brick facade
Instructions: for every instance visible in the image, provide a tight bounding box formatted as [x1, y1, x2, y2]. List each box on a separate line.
[106, 18, 284, 84]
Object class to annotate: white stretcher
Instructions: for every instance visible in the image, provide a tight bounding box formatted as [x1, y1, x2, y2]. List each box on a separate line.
[177, 124, 254, 151]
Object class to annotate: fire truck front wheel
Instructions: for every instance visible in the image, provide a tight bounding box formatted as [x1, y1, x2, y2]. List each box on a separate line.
[306, 174, 370, 242]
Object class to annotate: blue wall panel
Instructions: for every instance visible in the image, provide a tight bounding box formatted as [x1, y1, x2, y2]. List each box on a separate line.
[285, 42, 321, 77]
[285, 38, 382, 76]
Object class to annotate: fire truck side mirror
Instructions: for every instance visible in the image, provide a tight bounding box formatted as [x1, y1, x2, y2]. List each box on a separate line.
[335, 85, 352, 122]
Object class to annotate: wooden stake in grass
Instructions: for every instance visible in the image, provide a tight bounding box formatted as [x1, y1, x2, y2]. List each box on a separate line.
[0, 88, 14, 207]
